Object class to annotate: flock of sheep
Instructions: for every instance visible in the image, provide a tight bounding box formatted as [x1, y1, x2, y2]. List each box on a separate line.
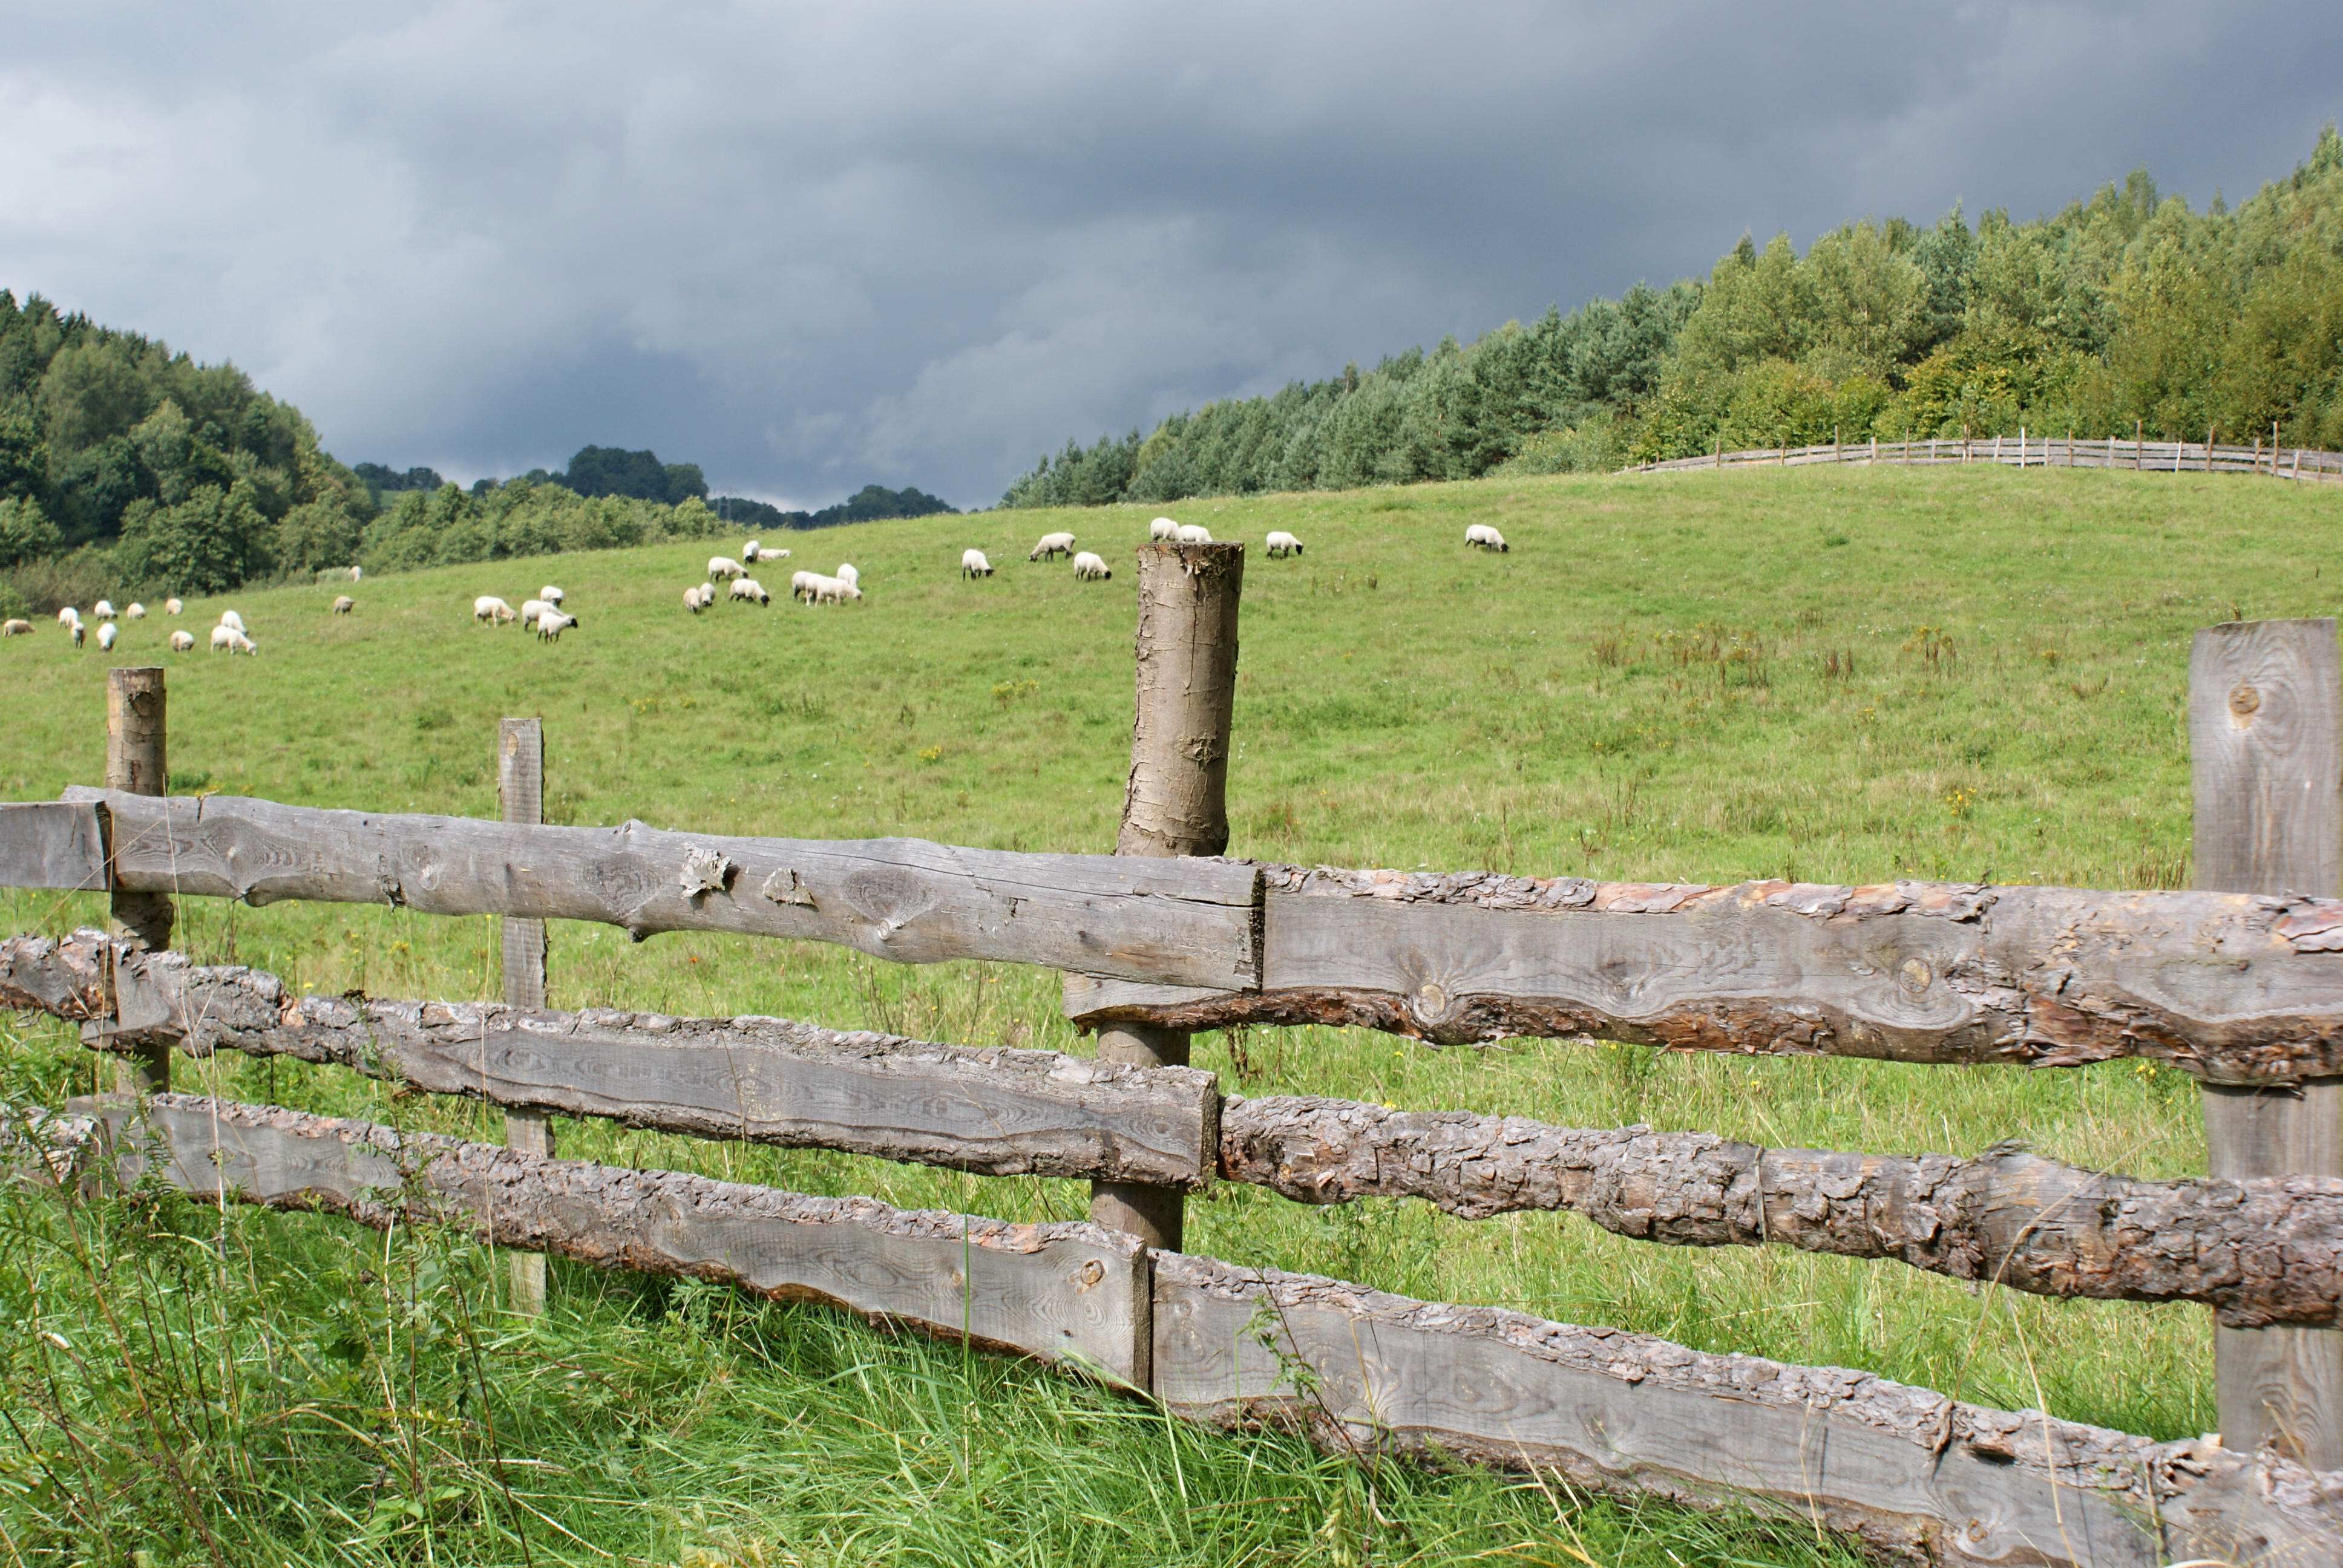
[5, 595, 265, 655]
[472, 584, 580, 639]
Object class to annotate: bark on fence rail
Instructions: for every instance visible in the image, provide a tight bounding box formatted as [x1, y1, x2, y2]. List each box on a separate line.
[13, 929, 2343, 1322]
[1071, 864, 2343, 1084]
[11, 1095, 2338, 1567]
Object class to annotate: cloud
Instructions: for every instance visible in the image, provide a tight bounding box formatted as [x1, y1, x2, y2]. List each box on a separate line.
[2, 1, 2338, 508]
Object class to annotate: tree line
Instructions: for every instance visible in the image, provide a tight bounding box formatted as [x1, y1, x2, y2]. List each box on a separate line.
[1002, 126, 2343, 508]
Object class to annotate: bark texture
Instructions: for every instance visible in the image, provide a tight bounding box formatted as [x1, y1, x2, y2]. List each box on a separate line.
[1117, 542, 1242, 858]
[1219, 1095, 2343, 1325]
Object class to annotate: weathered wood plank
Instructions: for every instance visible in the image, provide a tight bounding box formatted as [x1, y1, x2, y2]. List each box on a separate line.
[2192, 619, 2343, 1468]
[497, 716, 551, 1313]
[59, 1094, 1149, 1384]
[11, 929, 1217, 1187]
[0, 802, 105, 894]
[1151, 1252, 2343, 1568]
[1070, 866, 2343, 1085]
[50, 788, 1262, 990]
[1218, 1095, 2343, 1323]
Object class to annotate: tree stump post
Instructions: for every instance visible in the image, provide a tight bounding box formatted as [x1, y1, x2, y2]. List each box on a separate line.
[105, 667, 172, 1093]
[1090, 541, 1244, 1252]
[499, 717, 552, 1315]
[2192, 618, 2343, 1466]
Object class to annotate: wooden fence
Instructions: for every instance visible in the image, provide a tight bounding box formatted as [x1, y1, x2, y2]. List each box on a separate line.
[1633, 431, 2343, 483]
[3, 543, 2342, 1566]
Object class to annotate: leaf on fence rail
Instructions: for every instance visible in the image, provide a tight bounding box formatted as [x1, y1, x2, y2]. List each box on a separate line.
[7, 929, 1217, 1188]
[1218, 1096, 2343, 1325]
[43, 789, 1265, 990]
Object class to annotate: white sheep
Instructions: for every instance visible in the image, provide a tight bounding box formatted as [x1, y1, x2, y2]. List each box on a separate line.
[520, 598, 549, 627]
[1464, 523, 1509, 552]
[350, 566, 363, 582]
[684, 585, 706, 614]
[219, 610, 246, 633]
[1176, 524, 1213, 543]
[1149, 517, 1179, 541]
[815, 575, 862, 606]
[835, 563, 859, 588]
[540, 586, 563, 605]
[93, 599, 115, 621]
[708, 556, 744, 580]
[960, 549, 994, 578]
[56, 607, 77, 627]
[742, 540, 759, 561]
[1071, 550, 1112, 581]
[333, 595, 355, 615]
[169, 630, 194, 652]
[165, 598, 183, 615]
[126, 602, 146, 619]
[473, 596, 516, 625]
[535, 609, 578, 641]
[730, 577, 771, 606]
[699, 582, 718, 609]
[1, 619, 28, 637]
[1029, 531, 1075, 561]
[1265, 530, 1303, 557]
[210, 626, 257, 655]
[70, 621, 84, 647]
[97, 622, 118, 652]
[790, 570, 819, 601]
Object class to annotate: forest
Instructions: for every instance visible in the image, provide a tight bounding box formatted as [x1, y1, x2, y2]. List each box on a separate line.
[1001, 126, 2343, 507]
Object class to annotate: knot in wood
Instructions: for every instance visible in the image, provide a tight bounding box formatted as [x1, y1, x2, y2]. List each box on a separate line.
[2229, 682, 2262, 719]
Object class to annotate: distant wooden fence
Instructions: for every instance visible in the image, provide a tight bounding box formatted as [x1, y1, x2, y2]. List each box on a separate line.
[1634, 430, 2343, 483]
[4, 544, 2342, 1566]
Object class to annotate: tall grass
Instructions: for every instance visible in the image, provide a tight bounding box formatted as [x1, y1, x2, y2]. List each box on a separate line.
[2, 460, 2319, 1561]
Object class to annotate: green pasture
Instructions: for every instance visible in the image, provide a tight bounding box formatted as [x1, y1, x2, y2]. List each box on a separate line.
[3, 462, 2334, 1564]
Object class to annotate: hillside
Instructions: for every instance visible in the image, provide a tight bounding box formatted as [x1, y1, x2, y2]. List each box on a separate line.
[5, 460, 2330, 1561]
[1004, 126, 2343, 506]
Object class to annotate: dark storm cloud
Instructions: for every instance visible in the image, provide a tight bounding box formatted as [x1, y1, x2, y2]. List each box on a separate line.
[3, 2, 2337, 508]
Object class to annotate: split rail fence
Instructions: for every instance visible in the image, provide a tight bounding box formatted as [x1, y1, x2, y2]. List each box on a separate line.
[1635, 431, 2343, 483]
[4, 544, 2343, 1565]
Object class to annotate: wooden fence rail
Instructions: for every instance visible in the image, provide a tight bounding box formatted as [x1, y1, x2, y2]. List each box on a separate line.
[1634, 433, 2343, 482]
[21, 794, 2343, 1083]
[15, 927, 2343, 1323]
[13, 1093, 2336, 1568]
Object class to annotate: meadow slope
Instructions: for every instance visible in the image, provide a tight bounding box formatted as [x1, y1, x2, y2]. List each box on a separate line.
[3, 462, 2334, 1565]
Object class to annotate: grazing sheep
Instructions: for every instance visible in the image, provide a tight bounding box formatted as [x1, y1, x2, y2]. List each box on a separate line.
[70, 621, 84, 647]
[960, 549, 994, 578]
[730, 577, 771, 606]
[818, 576, 863, 605]
[333, 595, 355, 615]
[350, 566, 363, 582]
[1, 619, 28, 637]
[1149, 517, 1179, 541]
[1176, 524, 1213, 543]
[56, 607, 77, 627]
[165, 598, 183, 615]
[1464, 523, 1509, 552]
[1029, 531, 1076, 561]
[790, 570, 819, 601]
[473, 596, 516, 625]
[535, 610, 578, 641]
[1265, 530, 1303, 557]
[540, 586, 563, 605]
[835, 563, 859, 588]
[97, 622, 117, 652]
[700, 582, 718, 609]
[520, 599, 550, 627]
[708, 556, 744, 580]
[169, 629, 195, 652]
[211, 626, 257, 655]
[93, 600, 115, 620]
[219, 610, 246, 633]
[126, 603, 146, 619]
[684, 585, 706, 614]
[1071, 550, 1112, 581]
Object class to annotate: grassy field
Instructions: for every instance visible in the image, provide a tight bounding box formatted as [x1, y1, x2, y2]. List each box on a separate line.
[2, 461, 2334, 1564]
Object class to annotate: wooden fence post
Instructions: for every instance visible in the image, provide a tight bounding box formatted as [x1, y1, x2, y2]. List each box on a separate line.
[105, 666, 172, 1092]
[2192, 618, 2343, 1466]
[1091, 541, 1244, 1250]
[499, 717, 551, 1314]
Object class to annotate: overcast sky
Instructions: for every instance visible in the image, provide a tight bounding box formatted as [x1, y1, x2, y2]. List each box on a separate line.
[3, 2, 2338, 509]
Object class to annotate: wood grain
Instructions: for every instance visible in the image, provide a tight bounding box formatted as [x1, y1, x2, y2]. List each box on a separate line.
[498, 716, 550, 1313]
[1219, 1095, 2343, 1323]
[70, 1094, 1150, 1384]
[1069, 866, 2343, 1085]
[16, 930, 1217, 1187]
[103, 669, 172, 1089]
[1150, 1252, 2343, 1568]
[0, 803, 105, 896]
[52, 788, 1262, 990]
[2192, 619, 2343, 1467]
